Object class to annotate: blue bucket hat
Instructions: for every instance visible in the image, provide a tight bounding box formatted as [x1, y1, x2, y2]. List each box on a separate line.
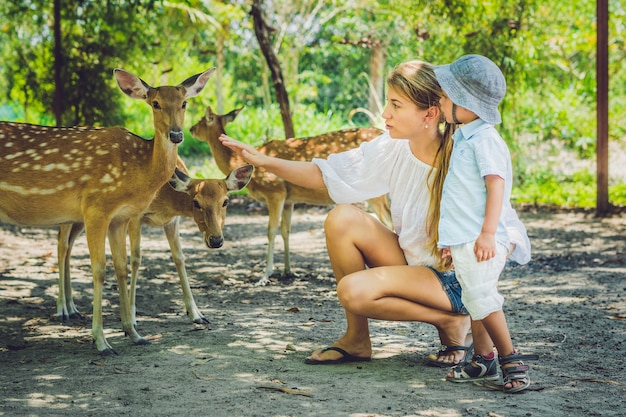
[434, 54, 506, 125]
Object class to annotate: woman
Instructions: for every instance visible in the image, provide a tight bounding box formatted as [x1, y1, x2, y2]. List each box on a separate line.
[219, 60, 530, 366]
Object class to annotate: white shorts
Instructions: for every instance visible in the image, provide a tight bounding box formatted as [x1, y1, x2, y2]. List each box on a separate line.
[450, 241, 508, 320]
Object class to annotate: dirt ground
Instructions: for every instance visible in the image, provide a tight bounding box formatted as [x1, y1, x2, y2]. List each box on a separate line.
[0, 200, 624, 417]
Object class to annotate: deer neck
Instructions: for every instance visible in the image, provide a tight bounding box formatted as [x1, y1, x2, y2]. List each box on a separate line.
[143, 185, 191, 226]
[204, 125, 244, 175]
[148, 132, 180, 189]
[161, 185, 193, 217]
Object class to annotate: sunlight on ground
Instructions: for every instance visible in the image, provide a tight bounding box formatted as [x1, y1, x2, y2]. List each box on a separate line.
[5, 392, 73, 410]
[0, 279, 38, 297]
[27, 393, 71, 409]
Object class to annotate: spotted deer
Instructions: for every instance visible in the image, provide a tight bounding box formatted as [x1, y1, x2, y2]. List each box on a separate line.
[190, 106, 392, 285]
[56, 160, 253, 329]
[0, 68, 214, 354]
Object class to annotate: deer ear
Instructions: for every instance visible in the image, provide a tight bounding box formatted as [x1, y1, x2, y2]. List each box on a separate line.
[182, 68, 216, 99]
[225, 107, 244, 124]
[225, 164, 254, 192]
[114, 69, 150, 99]
[168, 168, 191, 191]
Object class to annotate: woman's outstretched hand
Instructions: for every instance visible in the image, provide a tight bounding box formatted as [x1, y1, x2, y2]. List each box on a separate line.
[220, 133, 324, 189]
[219, 134, 268, 166]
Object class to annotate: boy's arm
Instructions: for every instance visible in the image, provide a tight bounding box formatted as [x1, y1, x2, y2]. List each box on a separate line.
[475, 174, 505, 261]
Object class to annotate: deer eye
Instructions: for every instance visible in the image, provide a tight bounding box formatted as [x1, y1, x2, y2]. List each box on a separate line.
[152, 101, 161, 109]
[193, 200, 201, 209]
[222, 199, 229, 208]
[182, 101, 187, 109]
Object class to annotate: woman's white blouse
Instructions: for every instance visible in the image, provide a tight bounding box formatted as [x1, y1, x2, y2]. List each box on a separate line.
[312, 132, 438, 267]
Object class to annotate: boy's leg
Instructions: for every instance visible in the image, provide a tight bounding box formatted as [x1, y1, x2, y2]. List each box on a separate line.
[482, 310, 540, 392]
[480, 310, 514, 357]
[446, 242, 506, 383]
[470, 319, 494, 356]
[446, 319, 499, 383]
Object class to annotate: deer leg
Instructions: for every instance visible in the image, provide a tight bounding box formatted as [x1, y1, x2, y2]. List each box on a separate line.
[280, 203, 294, 276]
[57, 224, 74, 321]
[85, 220, 117, 355]
[164, 218, 208, 325]
[108, 219, 148, 346]
[64, 223, 86, 320]
[367, 195, 393, 230]
[257, 199, 284, 286]
[128, 216, 142, 330]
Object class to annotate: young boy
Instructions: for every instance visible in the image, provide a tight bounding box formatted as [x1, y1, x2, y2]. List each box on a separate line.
[434, 54, 538, 393]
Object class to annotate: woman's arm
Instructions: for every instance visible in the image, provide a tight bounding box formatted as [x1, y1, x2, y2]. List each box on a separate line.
[219, 134, 326, 189]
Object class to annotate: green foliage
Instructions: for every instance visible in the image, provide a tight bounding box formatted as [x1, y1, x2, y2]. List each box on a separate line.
[186, 156, 224, 180]
[511, 87, 596, 158]
[611, 183, 626, 204]
[513, 169, 626, 208]
[0, 0, 173, 126]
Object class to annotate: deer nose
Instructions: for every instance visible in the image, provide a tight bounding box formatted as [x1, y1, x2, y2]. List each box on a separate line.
[169, 130, 184, 144]
[208, 235, 224, 248]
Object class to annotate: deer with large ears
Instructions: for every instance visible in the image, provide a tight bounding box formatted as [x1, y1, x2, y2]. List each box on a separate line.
[0, 67, 214, 355]
[56, 160, 254, 330]
[190, 106, 392, 286]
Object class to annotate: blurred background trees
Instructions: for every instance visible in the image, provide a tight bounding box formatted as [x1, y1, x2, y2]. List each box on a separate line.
[0, 0, 624, 208]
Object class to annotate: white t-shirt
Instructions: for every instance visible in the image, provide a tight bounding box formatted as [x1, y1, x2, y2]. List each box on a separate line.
[313, 131, 438, 267]
[312, 130, 531, 266]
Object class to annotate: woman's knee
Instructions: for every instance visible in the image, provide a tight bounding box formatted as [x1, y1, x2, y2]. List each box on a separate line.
[337, 274, 368, 312]
[324, 204, 362, 235]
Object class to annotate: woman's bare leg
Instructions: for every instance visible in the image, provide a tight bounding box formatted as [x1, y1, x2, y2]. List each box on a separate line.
[308, 205, 406, 362]
[338, 265, 470, 362]
[308, 205, 469, 363]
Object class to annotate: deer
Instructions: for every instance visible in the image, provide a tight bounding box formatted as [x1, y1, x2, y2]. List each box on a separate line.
[189, 106, 392, 286]
[0, 67, 214, 355]
[56, 160, 254, 330]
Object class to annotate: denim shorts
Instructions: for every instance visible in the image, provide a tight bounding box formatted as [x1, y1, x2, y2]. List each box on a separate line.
[428, 267, 468, 315]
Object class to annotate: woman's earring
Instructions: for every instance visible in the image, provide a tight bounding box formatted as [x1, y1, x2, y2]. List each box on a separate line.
[425, 124, 429, 129]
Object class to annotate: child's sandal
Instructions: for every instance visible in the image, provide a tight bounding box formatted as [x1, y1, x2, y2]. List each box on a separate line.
[483, 352, 539, 394]
[446, 354, 499, 383]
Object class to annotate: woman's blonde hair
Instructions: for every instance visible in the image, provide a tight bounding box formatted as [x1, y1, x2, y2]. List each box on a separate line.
[386, 60, 455, 270]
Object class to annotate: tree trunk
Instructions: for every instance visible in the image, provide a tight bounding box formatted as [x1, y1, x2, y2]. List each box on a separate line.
[596, 0, 610, 216]
[369, 43, 386, 115]
[250, 1, 294, 139]
[216, 33, 225, 114]
[53, 0, 63, 126]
